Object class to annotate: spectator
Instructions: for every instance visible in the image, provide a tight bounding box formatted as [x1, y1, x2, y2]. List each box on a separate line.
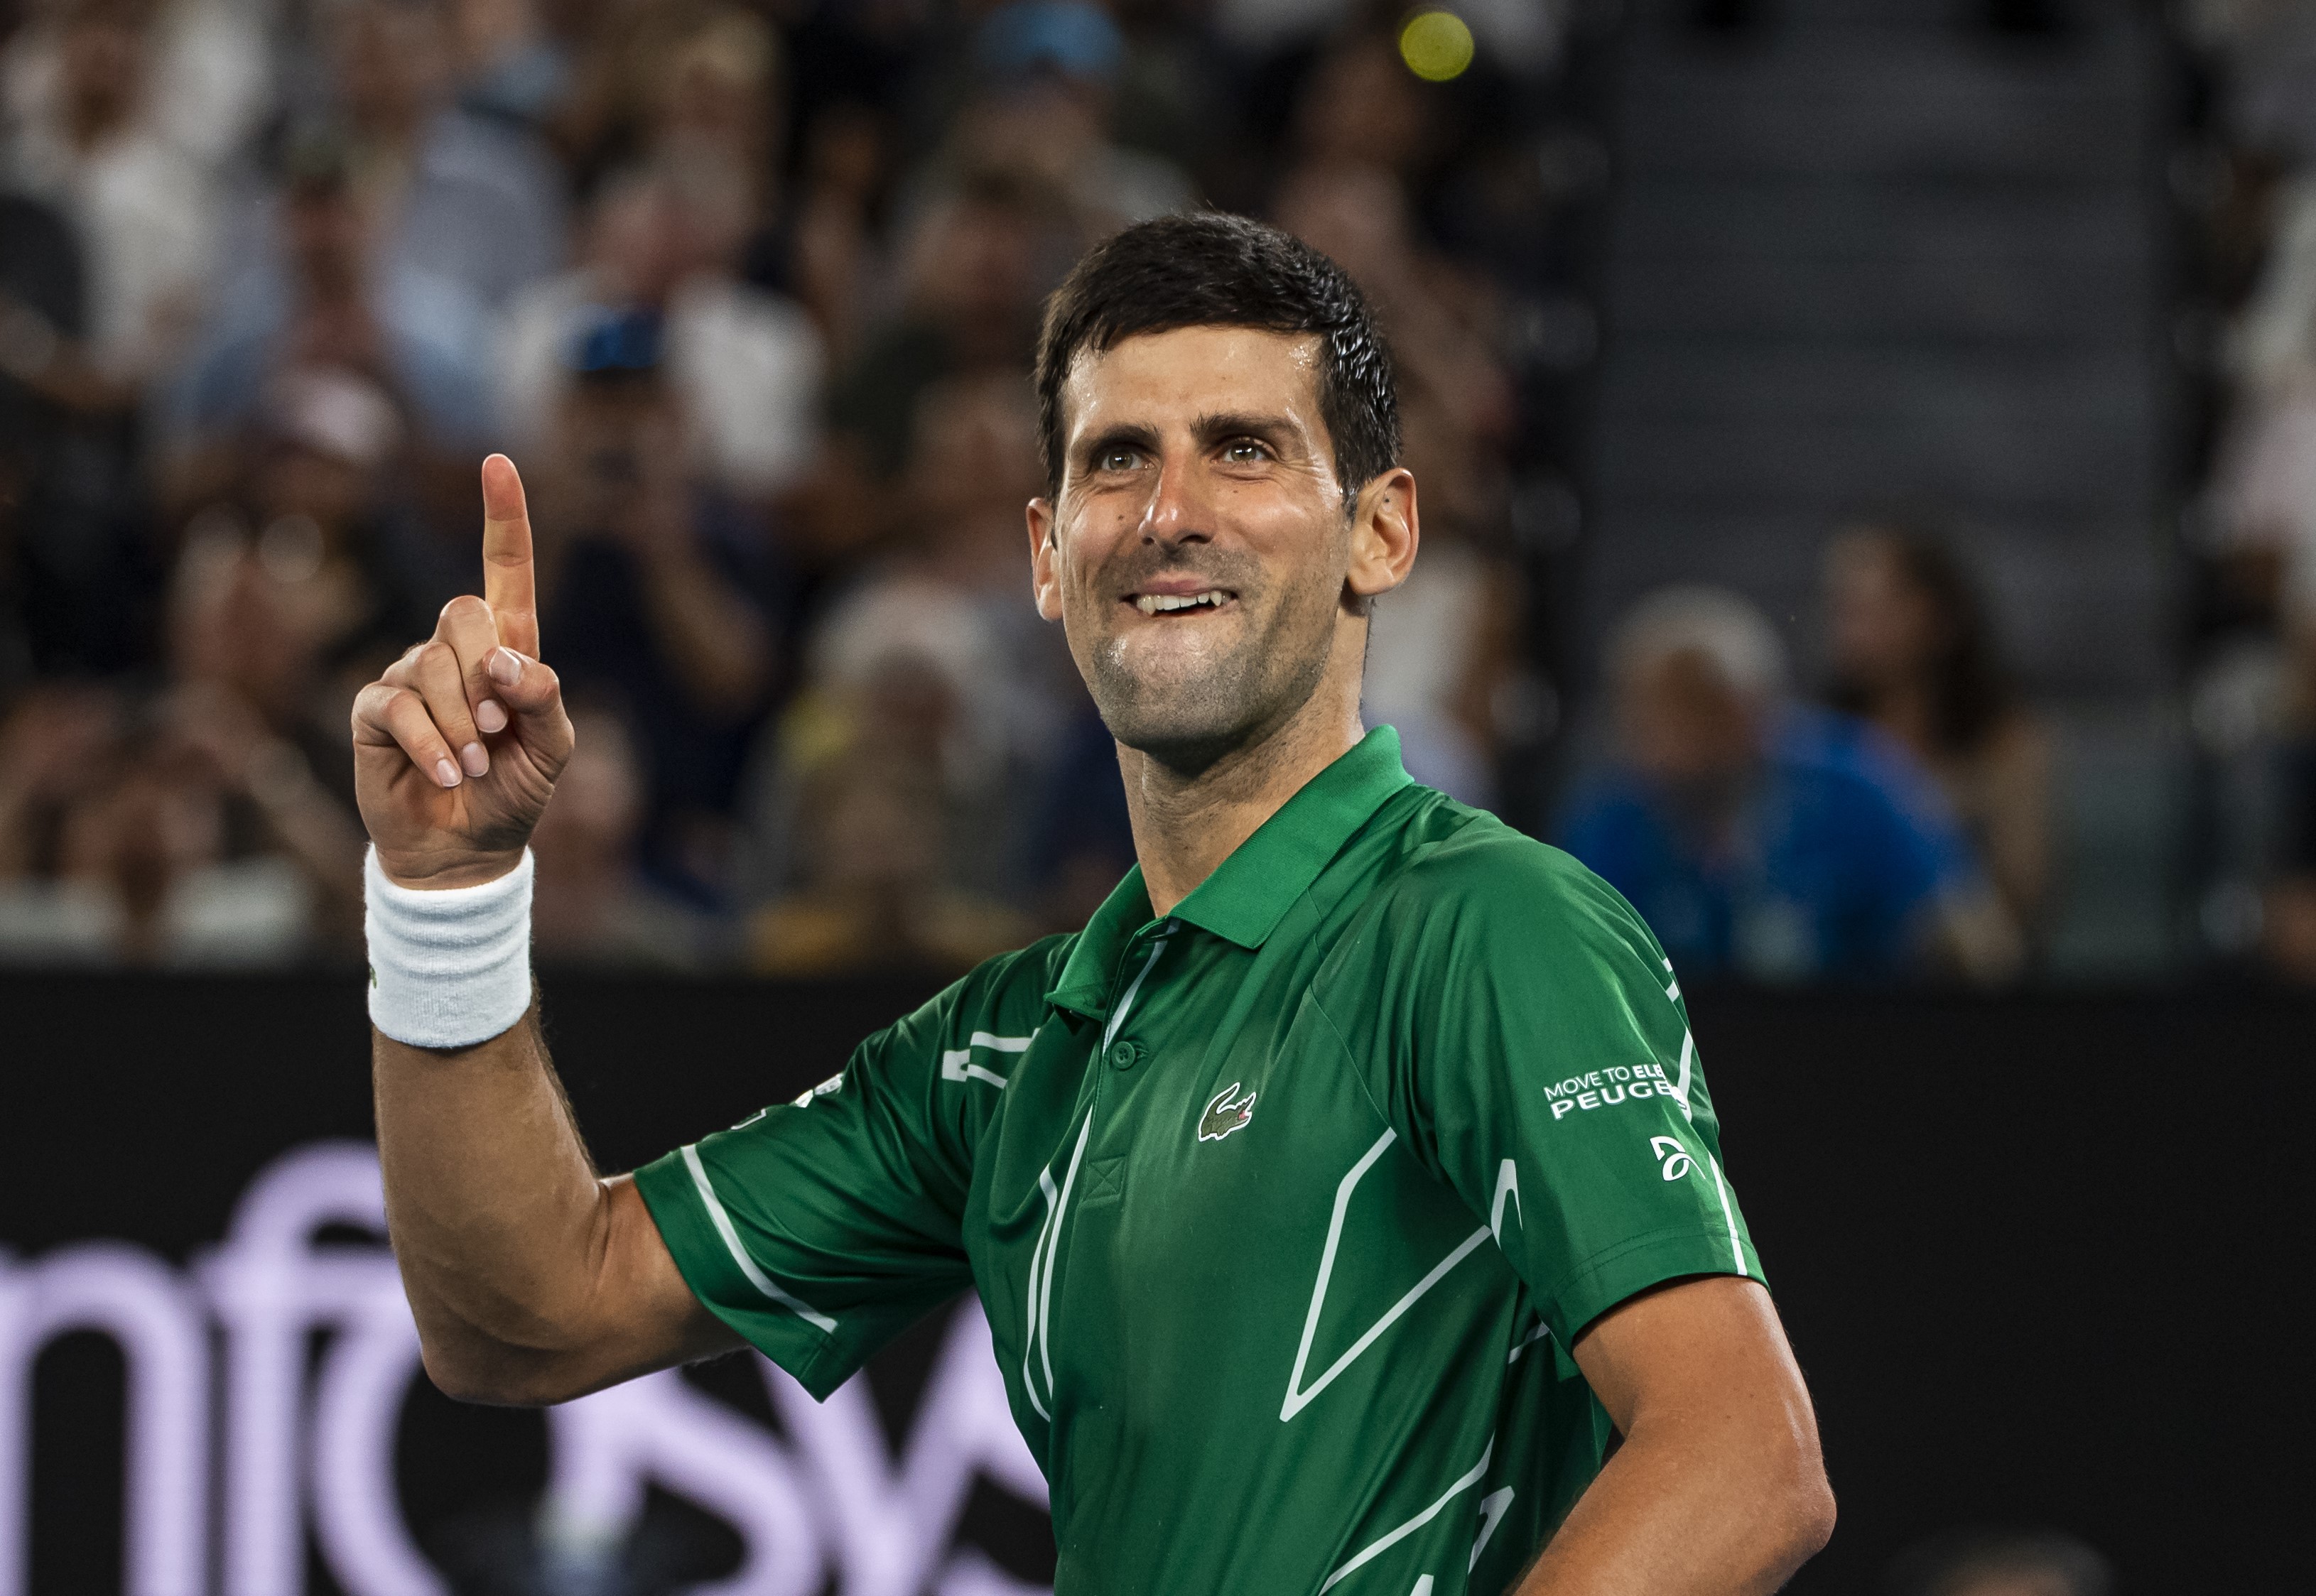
[497, 158, 824, 503]
[1360, 529, 1522, 810]
[325, 0, 566, 316]
[167, 141, 499, 490]
[529, 305, 794, 901]
[448, 0, 571, 130]
[783, 99, 894, 362]
[529, 701, 714, 967]
[183, 365, 472, 747]
[798, 173, 1059, 561]
[929, 0, 1197, 241]
[1560, 587, 2023, 983]
[1, 185, 158, 681]
[895, 371, 1081, 740]
[749, 740, 1032, 978]
[4, 0, 274, 172]
[551, 0, 770, 195]
[821, 174, 1054, 486]
[2, 0, 220, 387]
[744, 570, 1018, 910]
[181, 0, 564, 472]
[0, 677, 362, 966]
[1823, 524, 2054, 945]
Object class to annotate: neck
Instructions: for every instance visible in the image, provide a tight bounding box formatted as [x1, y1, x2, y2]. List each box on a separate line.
[1118, 678, 1364, 918]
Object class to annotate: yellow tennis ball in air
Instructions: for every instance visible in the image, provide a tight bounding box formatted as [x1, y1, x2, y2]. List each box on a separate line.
[1400, 10, 1476, 82]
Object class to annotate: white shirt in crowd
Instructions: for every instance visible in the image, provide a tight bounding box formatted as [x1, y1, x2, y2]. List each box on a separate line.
[497, 268, 826, 499]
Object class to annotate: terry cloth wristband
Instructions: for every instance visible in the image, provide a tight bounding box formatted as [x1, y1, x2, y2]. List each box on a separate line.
[364, 845, 535, 1048]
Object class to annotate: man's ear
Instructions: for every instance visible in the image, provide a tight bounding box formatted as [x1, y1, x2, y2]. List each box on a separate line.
[1028, 496, 1066, 621]
[1346, 467, 1419, 609]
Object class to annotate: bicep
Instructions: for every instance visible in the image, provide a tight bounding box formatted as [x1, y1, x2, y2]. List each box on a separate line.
[589, 1174, 747, 1380]
[1570, 1276, 1816, 1450]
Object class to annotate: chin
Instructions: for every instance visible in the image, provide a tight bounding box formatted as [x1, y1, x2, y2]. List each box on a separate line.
[1091, 657, 1321, 779]
[1090, 668, 1251, 773]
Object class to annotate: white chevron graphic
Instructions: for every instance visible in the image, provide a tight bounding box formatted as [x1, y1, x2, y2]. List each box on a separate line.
[1280, 1137, 1521, 1423]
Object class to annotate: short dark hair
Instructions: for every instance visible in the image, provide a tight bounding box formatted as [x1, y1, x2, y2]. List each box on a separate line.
[1034, 212, 1400, 501]
[1824, 517, 2017, 756]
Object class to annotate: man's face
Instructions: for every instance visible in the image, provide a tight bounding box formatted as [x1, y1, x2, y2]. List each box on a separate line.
[1029, 326, 1359, 772]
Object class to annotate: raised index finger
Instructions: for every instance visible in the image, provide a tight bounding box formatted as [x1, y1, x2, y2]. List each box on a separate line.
[480, 453, 540, 656]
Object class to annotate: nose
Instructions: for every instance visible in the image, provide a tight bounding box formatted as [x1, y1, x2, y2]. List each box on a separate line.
[1137, 452, 1214, 548]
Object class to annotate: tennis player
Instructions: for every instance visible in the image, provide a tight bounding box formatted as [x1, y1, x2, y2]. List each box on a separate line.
[353, 213, 1833, 1595]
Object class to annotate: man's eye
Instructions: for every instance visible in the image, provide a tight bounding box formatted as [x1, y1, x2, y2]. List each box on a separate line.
[1097, 449, 1140, 472]
[1223, 440, 1269, 463]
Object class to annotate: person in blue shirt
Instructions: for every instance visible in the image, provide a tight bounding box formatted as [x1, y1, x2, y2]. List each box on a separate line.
[1560, 586, 2023, 982]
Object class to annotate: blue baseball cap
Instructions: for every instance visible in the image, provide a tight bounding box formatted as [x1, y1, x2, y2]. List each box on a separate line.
[974, 1, 1123, 85]
[568, 305, 664, 376]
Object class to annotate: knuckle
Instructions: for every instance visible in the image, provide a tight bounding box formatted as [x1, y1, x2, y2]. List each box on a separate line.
[440, 593, 492, 626]
[417, 640, 458, 675]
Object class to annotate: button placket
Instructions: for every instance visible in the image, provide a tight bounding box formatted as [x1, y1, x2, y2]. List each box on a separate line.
[1098, 919, 1171, 1084]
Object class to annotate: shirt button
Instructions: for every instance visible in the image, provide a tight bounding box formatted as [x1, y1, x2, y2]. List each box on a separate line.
[1108, 1041, 1140, 1070]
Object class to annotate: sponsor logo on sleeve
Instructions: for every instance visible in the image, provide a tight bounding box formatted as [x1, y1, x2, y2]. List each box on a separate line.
[1543, 1063, 1675, 1121]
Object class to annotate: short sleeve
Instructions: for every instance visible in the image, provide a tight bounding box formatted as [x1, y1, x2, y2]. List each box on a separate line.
[1360, 831, 1763, 1348]
[632, 942, 1057, 1396]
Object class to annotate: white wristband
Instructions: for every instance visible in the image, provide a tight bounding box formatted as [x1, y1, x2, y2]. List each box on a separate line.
[364, 846, 535, 1048]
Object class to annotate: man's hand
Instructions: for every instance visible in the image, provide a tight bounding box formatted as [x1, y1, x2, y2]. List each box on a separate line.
[352, 455, 573, 887]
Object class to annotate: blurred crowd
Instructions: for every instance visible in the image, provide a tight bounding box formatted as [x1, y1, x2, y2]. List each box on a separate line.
[0, 0, 1584, 972]
[2177, 0, 2316, 981]
[1564, 523, 2052, 987]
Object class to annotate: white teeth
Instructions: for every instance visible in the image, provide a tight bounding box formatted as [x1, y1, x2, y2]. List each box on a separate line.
[1135, 591, 1225, 614]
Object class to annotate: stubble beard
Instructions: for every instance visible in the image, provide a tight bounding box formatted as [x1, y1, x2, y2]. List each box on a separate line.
[1082, 559, 1343, 778]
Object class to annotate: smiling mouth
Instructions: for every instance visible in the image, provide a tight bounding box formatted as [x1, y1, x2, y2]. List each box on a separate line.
[1131, 590, 1234, 616]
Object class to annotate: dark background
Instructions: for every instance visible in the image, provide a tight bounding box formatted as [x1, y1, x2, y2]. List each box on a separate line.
[2, 972, 2304, 1594]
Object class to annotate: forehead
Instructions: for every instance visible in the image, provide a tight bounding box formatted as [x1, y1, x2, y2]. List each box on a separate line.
[1060, 325, 1326, 438]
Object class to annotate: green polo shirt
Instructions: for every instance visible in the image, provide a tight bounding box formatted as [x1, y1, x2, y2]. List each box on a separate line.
[634, 727, 1763, 1596]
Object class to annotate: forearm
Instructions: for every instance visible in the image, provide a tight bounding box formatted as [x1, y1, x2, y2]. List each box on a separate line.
[373, 1011, 622, 1401]
[1513, 1417, 1832, 1596]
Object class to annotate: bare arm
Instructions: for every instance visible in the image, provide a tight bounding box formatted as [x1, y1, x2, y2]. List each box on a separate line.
[1514, 1276, 1834, 1596]
[354, 455, 735, 1405]
[374, 1014, 737, 1404]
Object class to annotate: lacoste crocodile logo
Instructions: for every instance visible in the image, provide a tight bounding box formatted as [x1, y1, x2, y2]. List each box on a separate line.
[1198, 1082, 1257, 1142]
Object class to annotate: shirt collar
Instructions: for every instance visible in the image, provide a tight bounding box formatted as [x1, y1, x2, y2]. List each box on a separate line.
[1045, 727, 1412, 1017]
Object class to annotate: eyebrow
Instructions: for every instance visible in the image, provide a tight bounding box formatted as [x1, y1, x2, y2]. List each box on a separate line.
[1191, 411, 1307, 454]
[1070, 411, 1315, 478]
[1076, 422, 1163, 471]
